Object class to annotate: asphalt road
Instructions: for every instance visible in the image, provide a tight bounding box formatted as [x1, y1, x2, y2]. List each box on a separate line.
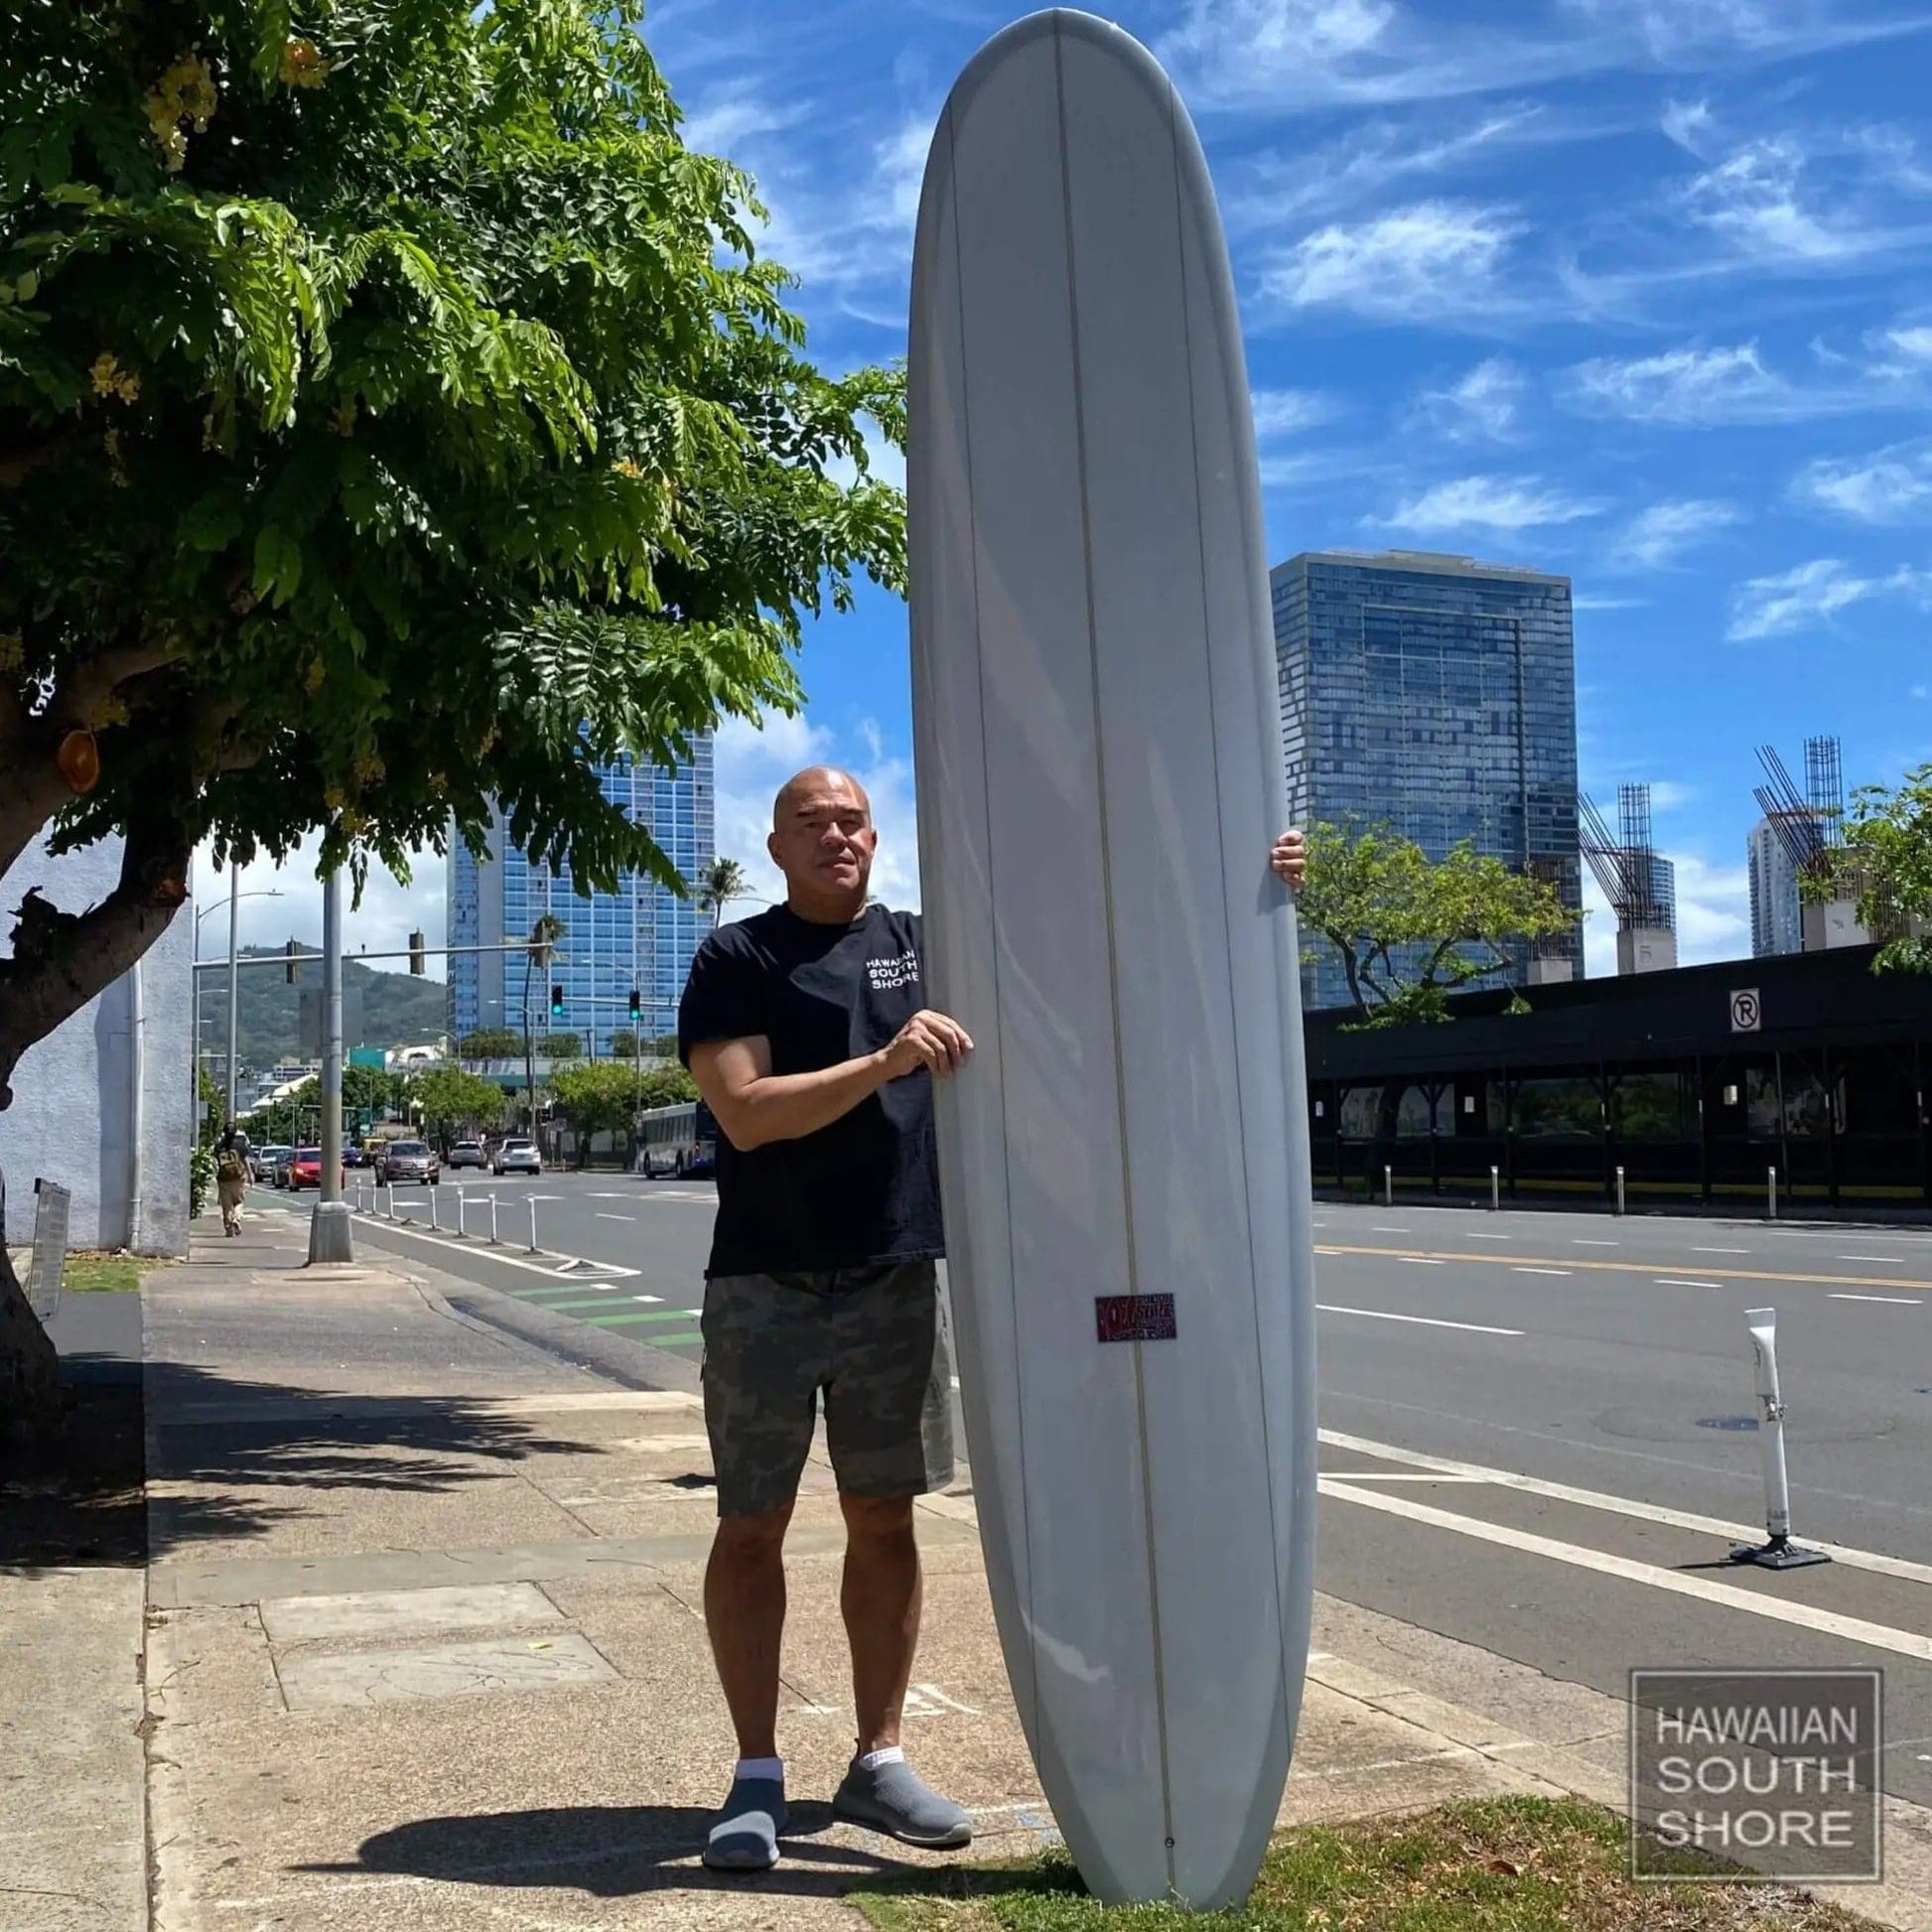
[252, 1176, 1932, 1806]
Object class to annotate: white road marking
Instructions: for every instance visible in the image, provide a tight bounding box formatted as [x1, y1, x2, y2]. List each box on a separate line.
[594, 1213, 636, 1222]
[1461, 1232, 1514, 1241]
[587, 1193, 634, 1200]
[1372, 1225, 1408, 1233]
[1695, 1247, 1749, 1255]
[1317, 1427, 1932, 1588]
[1573, 1239, 1617, 1246]
[1316, 1471, 1491, 1484]
[1399, 1256, 1446, 1266]
[348, 1212, 640, 1280]
[1841, 1255, 1905, 1264]
[1318, 1479, 1932, 1666]
[1656, 1278, 1723, 1289]
[1830, 1293, 1922, 1306]
[1317, 1305, 1523, 1336]
[1512, 1267, 1570, 1277]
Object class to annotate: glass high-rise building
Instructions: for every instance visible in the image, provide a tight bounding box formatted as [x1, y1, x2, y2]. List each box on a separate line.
[447, 739, 716, 1054]
[1271, 549, 1583, 1012]
[1748, 815, 1808, 958]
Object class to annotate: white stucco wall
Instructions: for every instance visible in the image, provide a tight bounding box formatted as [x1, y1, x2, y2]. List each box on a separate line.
[0, 835, 196, 1255]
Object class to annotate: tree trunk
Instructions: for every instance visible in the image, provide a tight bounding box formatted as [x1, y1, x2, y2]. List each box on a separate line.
[0, 1176, 62, 1421]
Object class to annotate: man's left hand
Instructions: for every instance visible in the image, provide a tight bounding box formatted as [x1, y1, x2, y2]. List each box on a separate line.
[1270, 828, 1307, 891]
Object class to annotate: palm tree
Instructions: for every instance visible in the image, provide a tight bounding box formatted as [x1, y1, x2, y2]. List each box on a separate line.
[696, 857, 749, 926]
[521, 912, 566, 1130]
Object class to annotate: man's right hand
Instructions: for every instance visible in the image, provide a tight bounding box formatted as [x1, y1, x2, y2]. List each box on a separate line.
[879, 1009, 974, 1080]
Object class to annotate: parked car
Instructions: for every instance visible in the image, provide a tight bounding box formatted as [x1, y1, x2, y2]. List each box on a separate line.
[447, 1141, 487, 1171]
[377, 1140, 440, 1185]
[250, 1144, 291, 1183]
[268, 1148, 297, 1188]
[343, 1146, 369, 1169]
[492, 1137, 541, 1176]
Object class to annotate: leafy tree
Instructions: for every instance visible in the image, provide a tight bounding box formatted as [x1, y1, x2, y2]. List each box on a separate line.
[1298, 821, 1578, 1028]
[245, 1075, 319, 1147]
[637, 1062, 697, 1108]
[697, 856, 750, 924]
[408, 1064, 504, 1145]
[0, 0, 904, 1409]
[1818, 764, 1932, 975]
[607, 1029, 640, 1058]
[459, 1028, 526, 1059]
[537, 1032, 581, 1059]
[650, 1032, 679, 1057]
[548, 1059, 637, 1163]
[197, 1062, 226, 1148]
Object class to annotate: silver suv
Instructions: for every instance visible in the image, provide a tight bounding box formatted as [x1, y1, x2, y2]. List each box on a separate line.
[377, 1140, 440, 1185]
[492, 1138, 541, 1176]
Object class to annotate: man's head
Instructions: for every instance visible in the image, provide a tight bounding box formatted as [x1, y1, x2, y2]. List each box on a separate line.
[768, 766, 876, 920]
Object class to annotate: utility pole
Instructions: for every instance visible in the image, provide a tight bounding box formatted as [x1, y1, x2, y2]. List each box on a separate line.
[225, 859, 240, 1134]
[309, 866, 351, 1262]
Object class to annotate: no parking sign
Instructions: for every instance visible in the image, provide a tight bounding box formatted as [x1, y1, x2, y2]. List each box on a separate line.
[1729, 988, 1761, 1034]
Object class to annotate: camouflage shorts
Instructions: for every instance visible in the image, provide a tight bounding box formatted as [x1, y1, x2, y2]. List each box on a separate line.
[700, 1261, 954, 1518]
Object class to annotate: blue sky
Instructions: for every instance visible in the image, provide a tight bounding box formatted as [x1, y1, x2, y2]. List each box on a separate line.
[217, 0, 1932, 983]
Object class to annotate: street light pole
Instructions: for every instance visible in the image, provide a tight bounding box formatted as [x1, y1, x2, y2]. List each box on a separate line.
[225, 859, 240, 1133]
[308, 866, 351, 1263]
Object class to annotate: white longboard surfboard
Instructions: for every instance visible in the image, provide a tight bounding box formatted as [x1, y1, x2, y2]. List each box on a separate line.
[908, 9, 1318, 1910]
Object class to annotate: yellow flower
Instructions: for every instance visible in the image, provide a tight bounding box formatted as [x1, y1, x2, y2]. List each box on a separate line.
[145, 56, 217, 172]
[279, 38, 329, 87]
[307, 659, 328, 694]
[90, 351, 141, 402]
[613, 458, 644, 480]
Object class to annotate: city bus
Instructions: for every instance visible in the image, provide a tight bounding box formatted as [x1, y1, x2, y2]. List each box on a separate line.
[635, 1099, 719, 1178]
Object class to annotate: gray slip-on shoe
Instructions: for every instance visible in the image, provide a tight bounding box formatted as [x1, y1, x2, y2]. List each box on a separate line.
[703, 1776, 787, 1871]
[832, 1756, 973, 1849]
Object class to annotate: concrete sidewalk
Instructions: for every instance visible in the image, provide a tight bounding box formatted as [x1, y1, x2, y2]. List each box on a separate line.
[12, 1213, 1932, 1929]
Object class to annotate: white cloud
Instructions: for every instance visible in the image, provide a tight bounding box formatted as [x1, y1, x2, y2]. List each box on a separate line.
[1793, 440, 1932, 523]
[1375, 474, 1604, 534]
[1571, 593, 1649, 611]
[677, 83, 812, 159]
[1563, 343, 1797, 424]
[712, 709, 922, 916]
[1725, 556, 1918, 639]
[1663, 851, 1752, 964]
[1662, 96, 1716, 156]
[1415, 357, 1524, 441]
[1612, 497, 1742, 567]
[1885, 326, 1932, 362]
[1258, 201, 1521, 324]
[1647, 780, 1698, 813]
[1252, 388, 1340, 437]
[1159, 0, 1920, 113]
[1678, 136, 1854, 263]
[193, 833, 447, 987]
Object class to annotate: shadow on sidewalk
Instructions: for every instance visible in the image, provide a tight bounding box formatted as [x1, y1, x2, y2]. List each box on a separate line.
[2, 1356, 621, 1570]
[304, 1802, 937, 1898]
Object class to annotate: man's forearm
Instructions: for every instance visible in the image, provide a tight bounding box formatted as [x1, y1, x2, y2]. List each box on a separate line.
[722, 1051, 893, 1151]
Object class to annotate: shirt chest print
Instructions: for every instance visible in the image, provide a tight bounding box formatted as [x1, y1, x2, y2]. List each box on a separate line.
[867, 950, 920, 993]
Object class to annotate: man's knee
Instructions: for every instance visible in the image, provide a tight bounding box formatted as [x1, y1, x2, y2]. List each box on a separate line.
[711, 1501, 793, 1561]
[839, 1491, 915, 1544]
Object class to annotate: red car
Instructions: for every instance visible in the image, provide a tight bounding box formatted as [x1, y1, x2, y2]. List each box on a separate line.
[285, 1148, 345, 1191]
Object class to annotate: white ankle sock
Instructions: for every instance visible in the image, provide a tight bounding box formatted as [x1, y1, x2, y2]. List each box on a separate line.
[857, 1745, 906, 1772]
[735, 1755, 783, 1783]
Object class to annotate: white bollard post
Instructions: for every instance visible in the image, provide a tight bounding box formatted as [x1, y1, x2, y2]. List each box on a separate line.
[489, 1194, 499, 1245]
[1489, 1165, 1500, 1212]
[430, 1183, 441, 1232]
[1383, 1165, 1393, 1207]
[1615, 1166, 1626, 1217]
[384, 1181, 395, 1222]
[1768, 1165, 1779, 1220]
[455, 1185, 467, 1238]
[1729, 1308, 1827, 1570]
[527, 1198, 540, 1254]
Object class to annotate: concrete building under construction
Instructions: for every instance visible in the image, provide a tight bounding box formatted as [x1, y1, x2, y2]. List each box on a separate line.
[1750, 737, 1868, 956]
[1580, 783, 1678, 975]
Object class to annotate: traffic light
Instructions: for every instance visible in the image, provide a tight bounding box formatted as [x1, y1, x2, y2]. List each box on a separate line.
[550, 985, 565, 1020]
[627, 988, 641, 1020]
[408, 930, 425, 975]
[284, 938, 300, 985]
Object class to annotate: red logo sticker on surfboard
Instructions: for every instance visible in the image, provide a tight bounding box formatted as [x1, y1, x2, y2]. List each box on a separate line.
[1095, 1294, 1178, 1343]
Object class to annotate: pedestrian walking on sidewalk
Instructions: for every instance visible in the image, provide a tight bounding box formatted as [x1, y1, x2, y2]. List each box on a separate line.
[215, 1133, 247, 1238]
[680, 764, 1308, 1873]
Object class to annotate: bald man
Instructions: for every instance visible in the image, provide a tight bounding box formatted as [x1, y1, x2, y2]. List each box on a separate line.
[678, 766, 1307, 1871]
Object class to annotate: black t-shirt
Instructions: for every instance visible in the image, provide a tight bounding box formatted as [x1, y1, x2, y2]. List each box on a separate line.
[677, 903, 943, 1278]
